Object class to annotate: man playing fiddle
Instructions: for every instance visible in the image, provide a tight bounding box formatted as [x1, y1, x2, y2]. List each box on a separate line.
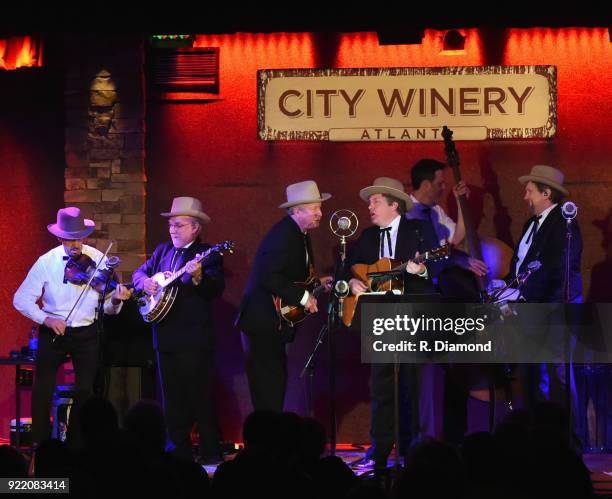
[13, 207, 132, 447]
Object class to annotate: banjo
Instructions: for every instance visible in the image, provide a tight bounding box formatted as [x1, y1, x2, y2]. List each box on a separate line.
[138, 240, 234, 324]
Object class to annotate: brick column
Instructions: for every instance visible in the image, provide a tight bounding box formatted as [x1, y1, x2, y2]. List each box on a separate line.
[63, 35, 146, 282]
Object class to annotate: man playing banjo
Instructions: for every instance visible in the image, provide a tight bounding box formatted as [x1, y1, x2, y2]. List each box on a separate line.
[133, 196, 226, 465]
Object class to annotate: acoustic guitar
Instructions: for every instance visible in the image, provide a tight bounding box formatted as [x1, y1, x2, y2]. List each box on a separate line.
[342, 244, 450, 327]
[138, 240, 234, 324]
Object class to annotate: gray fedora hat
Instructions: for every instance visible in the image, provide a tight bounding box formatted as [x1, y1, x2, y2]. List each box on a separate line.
[359, 177, 414, 210]
[161, 196, 211, 224]
[47, 207, 95, 240]
[518, 165, 569, 196]
[279, 180, 331, 209]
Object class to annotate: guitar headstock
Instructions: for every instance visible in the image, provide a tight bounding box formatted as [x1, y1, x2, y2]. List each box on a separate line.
[212, 240, 235, 256]
[426, 244, 451, 262]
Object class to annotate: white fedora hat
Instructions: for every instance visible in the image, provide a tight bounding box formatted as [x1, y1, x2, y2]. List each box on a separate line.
[161, 196, 211, 224]
[279, 180, 331, 209]
[518, 165, 569, 196]
[359, 177, 414, 210]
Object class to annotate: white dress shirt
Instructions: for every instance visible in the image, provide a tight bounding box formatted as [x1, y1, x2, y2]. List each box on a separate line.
[515, 204, 557, 276]
[379, 215, 402, 258]
[406, 194, 457, 246]
[13, 244, 123, 327]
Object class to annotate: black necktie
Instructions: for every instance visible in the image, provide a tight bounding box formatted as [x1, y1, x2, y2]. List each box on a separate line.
[171, 248, 185, 271]
[525, 215, 542, 245]
[303, 233, 311, 269]
[380, 227, 392, 258]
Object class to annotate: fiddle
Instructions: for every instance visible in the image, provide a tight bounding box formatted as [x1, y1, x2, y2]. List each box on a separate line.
[64, 253, 133, 295]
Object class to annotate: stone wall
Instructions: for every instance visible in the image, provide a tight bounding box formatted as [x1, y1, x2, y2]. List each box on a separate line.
[63, 35, 146, 281]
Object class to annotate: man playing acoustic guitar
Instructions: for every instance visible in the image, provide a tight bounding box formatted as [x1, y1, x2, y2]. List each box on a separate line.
[346, 177, 433, 475]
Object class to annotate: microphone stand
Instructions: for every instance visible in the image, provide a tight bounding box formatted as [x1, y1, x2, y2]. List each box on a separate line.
[300, 236, 347, 456]
[301, 323, 327, 418]
[328, 235, 348, 456]
[564, 211, 574, 447]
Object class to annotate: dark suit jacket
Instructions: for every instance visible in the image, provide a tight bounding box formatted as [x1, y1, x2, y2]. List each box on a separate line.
[132, 239, 225, 351]
[344, 216, 435, 295]
[236, 216, 311, 335]
[505, 205, 582, 303]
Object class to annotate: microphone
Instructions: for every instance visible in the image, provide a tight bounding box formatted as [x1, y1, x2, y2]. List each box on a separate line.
[334, 280, 350, 298]
[562, 201, 577, 221]
[330, 209, 358, 238]
[337, 216, 351, 231]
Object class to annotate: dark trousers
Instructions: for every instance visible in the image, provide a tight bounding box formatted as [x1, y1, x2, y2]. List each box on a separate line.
[32, 323, 100, 446]
[520, 363, 572, 408]
[366, 363, 420, 468]
[241, 329, 287, 412]
[443, 369, 469, 445]
[156, 349, 220, 461]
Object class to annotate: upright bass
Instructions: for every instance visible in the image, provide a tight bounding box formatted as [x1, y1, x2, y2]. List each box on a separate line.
[441, 126, 513, 298]
[441, 126, 515, 406]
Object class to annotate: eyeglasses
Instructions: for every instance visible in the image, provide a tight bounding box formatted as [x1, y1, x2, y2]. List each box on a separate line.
[168, 223, 192, 230]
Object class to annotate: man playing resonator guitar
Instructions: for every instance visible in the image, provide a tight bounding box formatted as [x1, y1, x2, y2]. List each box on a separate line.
[236, 180, 332, 412]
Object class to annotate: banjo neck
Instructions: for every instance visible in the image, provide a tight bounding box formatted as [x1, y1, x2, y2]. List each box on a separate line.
[161, 250, 207, 287]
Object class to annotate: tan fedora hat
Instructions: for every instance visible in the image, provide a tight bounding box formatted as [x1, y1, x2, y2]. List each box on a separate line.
[518, 165, 569, 196]
[279, 180, 331, 209]
[161, 196, 211, 224]
[359, 177, 414, 210]
[47, 207, 95, 240]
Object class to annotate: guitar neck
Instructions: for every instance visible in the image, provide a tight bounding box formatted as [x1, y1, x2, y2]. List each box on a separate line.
[394, 249, 435, 272]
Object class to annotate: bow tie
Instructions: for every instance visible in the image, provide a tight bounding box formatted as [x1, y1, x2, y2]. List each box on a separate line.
[530, 214, 543, 224]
